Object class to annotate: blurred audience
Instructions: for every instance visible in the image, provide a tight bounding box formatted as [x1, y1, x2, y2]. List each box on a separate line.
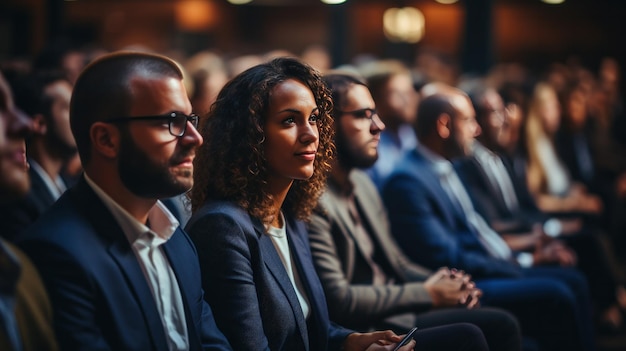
[0, 71, 58, 351]
[0, 70, 75, 241]
[382, 84, 596, 351]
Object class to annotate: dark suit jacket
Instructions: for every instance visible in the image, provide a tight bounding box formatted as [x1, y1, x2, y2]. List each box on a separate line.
[453, 154, 547, 234]
[186, 201, 353, 351]
[17, 178, 232, 351]
[0, 165, 59, 241]
[382, 149, 522, 279]
[308, 170, 433, 330]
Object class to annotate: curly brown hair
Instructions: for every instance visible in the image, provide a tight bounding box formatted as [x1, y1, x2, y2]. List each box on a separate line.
[190, 57, 335, 226]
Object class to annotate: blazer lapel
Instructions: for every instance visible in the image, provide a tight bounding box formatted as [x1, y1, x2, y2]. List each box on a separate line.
[286, 218, 329, 351]
[409, 151, 467, 226]
[255, 220, 310, 351]
[71, 179, 168, 351]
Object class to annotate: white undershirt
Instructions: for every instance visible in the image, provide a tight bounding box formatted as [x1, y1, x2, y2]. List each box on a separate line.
[85, 175, 189, 351]
[267, 213, 310, 319]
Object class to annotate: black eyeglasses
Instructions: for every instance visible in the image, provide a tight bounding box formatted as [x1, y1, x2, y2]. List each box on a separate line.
[338, 108, 378, 121]
[106, 112, 199, 137]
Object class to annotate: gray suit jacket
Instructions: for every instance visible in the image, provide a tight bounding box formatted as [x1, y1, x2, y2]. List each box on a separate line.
[307, 170, 433, 330]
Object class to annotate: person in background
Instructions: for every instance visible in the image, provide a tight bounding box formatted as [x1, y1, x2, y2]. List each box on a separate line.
[186, 57, 488, 351]
[0, 71, 57, 351]
[523, 82, 602, 216]
[360, 60, 420, 189]
[0, 70, 75, 241]
[17, 51, 232, 350]
[308, 72, 524, 351]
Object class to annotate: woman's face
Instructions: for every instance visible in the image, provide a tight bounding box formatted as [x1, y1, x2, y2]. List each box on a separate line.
[263, 79, 320, 187]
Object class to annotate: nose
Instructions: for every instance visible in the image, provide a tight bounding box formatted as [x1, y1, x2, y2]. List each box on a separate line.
[181, 120, 204, 146]
[299, 122, 318, 144]
[7, 108, 34, 139]
[473, 119, 482, 137]
[370, 113, 385, 133]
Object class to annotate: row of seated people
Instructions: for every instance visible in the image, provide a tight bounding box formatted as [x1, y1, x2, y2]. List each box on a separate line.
[2, 51, 501, 351]
[1, 50, 621, 351]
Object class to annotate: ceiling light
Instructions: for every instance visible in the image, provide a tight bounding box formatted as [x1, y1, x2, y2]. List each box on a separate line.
[321, 0, 347, 4]
[227, 0, 253, 4]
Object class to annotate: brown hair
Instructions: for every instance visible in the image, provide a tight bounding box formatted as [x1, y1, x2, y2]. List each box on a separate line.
[190, 57, 334, 226]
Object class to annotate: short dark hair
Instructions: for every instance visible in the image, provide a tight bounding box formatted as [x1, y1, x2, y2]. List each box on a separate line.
[322, 72, 367, 118]
[415, 93, 456, 141]
[190, 57, 334, 225]
[11, 70, 69, 119]
[70, 51, 183, 165]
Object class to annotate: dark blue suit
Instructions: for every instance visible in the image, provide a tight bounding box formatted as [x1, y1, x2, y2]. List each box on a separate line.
[0, 165, 61, 241]
[186, 201, 352, 351]
[382, 148, 596, 351]
[17, 178, 232, 351]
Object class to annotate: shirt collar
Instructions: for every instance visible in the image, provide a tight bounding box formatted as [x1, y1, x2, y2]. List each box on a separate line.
[84, 174, 179, 245]
[415, 144, 453, 176]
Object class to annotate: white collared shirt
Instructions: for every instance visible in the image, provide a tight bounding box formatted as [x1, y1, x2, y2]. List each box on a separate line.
[85, 175, 189, 351]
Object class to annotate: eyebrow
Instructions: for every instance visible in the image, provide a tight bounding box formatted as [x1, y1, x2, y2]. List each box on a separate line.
[277, 107, 319, 114]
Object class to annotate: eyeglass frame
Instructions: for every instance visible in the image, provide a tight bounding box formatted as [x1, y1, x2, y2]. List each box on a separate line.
[337, 108, 378, 121]
[105, 111, 199, 137]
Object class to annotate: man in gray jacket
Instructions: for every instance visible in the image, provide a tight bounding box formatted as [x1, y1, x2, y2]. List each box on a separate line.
[307, 72, 523, 351]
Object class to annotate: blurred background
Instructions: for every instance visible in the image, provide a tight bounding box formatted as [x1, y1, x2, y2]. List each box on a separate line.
[1, 0, 625, 77]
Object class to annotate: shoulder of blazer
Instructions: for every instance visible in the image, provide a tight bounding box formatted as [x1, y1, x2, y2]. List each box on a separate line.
[186, 200, 263, 238]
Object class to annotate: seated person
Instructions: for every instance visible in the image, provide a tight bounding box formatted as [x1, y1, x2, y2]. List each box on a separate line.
[17, 51, 231, 350]
[308, 72, 523, 351]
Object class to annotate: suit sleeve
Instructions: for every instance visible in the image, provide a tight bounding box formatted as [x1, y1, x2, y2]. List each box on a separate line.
[307, 207, 433, 327]
[383, 174, 521, 279]
[186, 213, 271, 351]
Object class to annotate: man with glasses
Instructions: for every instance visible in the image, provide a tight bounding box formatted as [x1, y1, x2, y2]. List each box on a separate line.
[308, 73, 524, 351]
[17, 51, 232, 350]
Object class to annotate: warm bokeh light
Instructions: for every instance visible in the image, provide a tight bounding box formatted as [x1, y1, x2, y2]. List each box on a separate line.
[321, 0, 347, 4]
[434, 0, 459, 4]
[541, 0, 566, 4]
[383, 7, 425, 43]
[227, 0, 253, 4]
[174, 0, 218, 31]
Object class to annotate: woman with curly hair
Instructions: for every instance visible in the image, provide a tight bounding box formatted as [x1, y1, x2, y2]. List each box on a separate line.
[185, 58, 489, 351]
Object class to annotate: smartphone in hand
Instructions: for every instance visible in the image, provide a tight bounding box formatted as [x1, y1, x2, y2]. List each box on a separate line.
[392, 327, 418, 351]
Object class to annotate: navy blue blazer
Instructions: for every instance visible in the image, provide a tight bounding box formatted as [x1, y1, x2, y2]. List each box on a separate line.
[17, 178, 232, 351]
[382, 149, 522, 279]
[0, 165, 58, 241]
[186, 201, 353, 351]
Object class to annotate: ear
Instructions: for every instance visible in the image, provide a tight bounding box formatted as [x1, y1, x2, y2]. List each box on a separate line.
[31, 114, 47, 136]
[90, 122, 120, 159]
[436, 114, 451, 139]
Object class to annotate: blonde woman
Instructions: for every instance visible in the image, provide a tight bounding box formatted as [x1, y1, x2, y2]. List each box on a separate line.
[524, 81, 602, 215]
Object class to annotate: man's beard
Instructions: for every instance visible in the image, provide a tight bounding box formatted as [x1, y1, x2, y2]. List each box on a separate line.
[118, 135, 193, 199]
[336, 131, 378, 169]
